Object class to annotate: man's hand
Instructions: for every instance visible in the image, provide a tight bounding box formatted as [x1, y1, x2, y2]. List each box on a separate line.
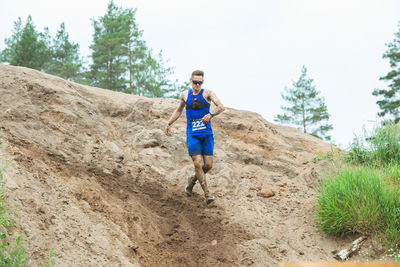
[201, 113, 212, 124]
[165, 124, 172, 136]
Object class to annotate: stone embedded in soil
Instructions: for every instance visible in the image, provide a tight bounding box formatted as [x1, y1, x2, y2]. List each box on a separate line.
[257, 188, 275, 198]
[3, 173, 19, 190]
[211, 240, 218, 246]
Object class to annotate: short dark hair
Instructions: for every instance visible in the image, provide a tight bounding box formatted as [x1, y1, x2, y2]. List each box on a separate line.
[191, 70, 204, 78]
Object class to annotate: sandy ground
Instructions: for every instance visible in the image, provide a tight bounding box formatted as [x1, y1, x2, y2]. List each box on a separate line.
[0, 65, 382, 266]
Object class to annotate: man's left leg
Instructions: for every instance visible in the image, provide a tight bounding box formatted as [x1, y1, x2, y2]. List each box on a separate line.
[203, 156, 213, 174]
[191, 155, 211, 199]
[202, 135, 215, 204]
[187, 155, 213, 194]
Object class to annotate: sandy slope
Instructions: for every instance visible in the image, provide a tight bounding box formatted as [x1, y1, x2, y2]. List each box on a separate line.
[0, 64, 356, 266]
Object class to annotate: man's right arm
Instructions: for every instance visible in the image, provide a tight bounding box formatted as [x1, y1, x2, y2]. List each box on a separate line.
[164, 92, 186, 136]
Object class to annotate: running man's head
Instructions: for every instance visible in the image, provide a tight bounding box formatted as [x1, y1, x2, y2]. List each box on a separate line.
[190, 70, 204, 90]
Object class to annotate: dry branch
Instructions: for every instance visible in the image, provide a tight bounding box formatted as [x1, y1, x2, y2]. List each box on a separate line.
[334, 236, 367, 261]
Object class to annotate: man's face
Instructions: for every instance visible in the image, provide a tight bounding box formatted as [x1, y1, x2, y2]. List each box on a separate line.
[190, 75, 203, 90]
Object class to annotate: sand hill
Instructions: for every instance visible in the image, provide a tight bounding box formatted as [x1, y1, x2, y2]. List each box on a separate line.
[0, 64, 354, 266]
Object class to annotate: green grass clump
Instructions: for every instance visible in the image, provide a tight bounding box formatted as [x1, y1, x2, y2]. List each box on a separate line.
[316, 166, 385, 235]
[383, 163, 400, 187]
[316, 165, 400, 249]
[371, 123, 400, 164]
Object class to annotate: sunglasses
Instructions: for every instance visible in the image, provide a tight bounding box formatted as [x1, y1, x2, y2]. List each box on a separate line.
[192, 80, 203, 85]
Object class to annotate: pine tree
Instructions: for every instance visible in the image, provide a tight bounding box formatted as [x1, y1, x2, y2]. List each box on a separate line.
[0, 17, 23, 64]
[125, 8, 145, 95]
[133, 50, 176, 98]
[275, 66, 333, 141]
[89, 1, 182, 98]
[44, 22, 83, 81]
[123, 6, 182, 98]
[89, 1, 130, 91]
[372, 22, 400, 123]
[0, 15, 50, 70]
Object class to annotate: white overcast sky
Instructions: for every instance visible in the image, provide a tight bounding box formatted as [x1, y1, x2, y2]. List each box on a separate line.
[1, 0, 400, 148]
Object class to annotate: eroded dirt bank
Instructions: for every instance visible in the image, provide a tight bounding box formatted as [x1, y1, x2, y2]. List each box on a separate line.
[0, 65, 350, 266]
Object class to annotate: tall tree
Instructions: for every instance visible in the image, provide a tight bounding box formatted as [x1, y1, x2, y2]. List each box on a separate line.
[275, 66, 333, 141]
[89, 1, 182, 98]
[89, 1, 130, 91]
[125, 8, 145, 94]
[126, 37, 178, 98]
[43, 22, 83, 81]
[372, 22, 400, 123]
[0, 17, 23, 64]
[0, 15, 50, 70]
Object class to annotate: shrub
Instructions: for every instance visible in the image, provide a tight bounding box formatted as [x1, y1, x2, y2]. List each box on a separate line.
[345, 123, 400, 166]
[345, 135, 371, 165]
[370, 123, 400, 165]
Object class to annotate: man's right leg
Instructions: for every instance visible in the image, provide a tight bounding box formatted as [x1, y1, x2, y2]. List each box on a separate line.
[185, 175, 197, 196]
[186, 135, 202, 196]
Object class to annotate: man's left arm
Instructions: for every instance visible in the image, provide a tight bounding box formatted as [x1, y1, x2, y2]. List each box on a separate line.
[201, 90, 225, 124]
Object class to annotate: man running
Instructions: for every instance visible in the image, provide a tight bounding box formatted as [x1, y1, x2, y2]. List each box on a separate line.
[164, 70, 225, 205]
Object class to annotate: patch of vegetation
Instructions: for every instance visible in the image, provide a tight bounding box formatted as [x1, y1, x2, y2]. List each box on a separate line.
[0, 160, 28, 266]
[345, 123, 400, 166]
[41, 249, 56, 267]
[0, 144, 55, 266]
[313, 151, 334, 163]
[316, 123, 400, 251]
[312, 147, 342, 164]
[316, 166, 400, 248]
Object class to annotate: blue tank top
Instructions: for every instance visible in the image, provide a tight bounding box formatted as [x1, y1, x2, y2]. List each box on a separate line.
[186, 89, 213, 136]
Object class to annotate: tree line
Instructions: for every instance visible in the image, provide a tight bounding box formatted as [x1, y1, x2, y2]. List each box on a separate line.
[0, 1, 186, 98]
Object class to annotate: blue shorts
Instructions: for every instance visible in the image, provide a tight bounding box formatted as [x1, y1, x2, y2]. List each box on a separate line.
[186, 134, 214, 156]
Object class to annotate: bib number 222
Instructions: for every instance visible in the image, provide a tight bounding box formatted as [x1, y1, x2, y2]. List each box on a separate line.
[192, 120, 206, 131]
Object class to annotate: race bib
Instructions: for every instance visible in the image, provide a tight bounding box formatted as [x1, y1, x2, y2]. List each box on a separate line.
[191, 119, 206, 132]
